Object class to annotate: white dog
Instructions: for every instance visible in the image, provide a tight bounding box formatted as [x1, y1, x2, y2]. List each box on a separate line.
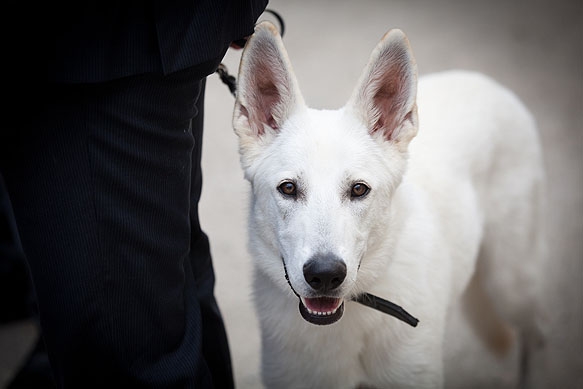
[233, 21, 546, 388]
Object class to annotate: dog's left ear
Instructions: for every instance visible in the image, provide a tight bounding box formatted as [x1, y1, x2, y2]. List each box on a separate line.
[233, 21, 305, 167]
[347, 29, 418, 148]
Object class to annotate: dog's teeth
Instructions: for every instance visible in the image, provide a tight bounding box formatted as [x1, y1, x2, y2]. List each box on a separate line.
[302, 297, 342, 317]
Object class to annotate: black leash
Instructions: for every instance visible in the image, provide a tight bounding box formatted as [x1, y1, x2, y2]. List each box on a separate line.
[221, 10, 419, 328]
[352, 293, 419, 327]
[216, 9, 286, 97]
[216, 64, 238, 97]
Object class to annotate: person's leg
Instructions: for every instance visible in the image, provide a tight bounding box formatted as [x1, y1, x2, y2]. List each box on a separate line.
[189, 79, 234, 389]
[0, 68, 229, 387]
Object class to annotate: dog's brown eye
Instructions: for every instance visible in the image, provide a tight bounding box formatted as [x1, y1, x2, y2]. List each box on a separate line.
[351, 183, 370, 198]
[278, 181, 297, 197]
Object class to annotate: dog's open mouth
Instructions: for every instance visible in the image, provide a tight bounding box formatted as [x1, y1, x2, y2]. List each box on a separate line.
[299, 297, 344, 325]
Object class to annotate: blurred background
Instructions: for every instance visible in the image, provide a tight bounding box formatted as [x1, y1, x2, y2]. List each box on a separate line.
[1, 0, 581, 387]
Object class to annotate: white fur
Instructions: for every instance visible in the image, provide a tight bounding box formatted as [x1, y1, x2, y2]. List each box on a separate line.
[233, 22, 546, 388]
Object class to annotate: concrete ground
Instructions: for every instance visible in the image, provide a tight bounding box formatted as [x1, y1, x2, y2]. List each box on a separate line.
[1, 1, 581, 388]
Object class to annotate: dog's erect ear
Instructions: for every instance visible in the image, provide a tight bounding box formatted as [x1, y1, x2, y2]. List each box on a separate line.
[348, 29, 418, 147]
[233, 22, 305, 147]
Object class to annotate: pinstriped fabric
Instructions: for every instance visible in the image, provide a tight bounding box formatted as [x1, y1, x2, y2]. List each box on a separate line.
[1, 69, 231, 387]
[2, 1, 266, 386]
[38, 0, 268, 83]
[153, 0, 268, 75]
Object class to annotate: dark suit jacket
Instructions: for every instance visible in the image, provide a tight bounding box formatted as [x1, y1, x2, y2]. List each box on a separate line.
[27, 0, 268, 83]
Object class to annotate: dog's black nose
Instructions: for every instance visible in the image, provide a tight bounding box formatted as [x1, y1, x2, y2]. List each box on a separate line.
[303, 254, 347, 293]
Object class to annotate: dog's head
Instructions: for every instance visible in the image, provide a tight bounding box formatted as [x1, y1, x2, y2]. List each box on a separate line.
[233, 22, 418, 325]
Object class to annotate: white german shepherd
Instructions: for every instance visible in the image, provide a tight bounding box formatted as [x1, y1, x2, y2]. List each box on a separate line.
[233, 21, 546, 388]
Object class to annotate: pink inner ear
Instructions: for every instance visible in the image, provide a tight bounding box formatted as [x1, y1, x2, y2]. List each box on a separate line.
[245, 52, 285, 135]
[257, 81, 280, 131]
[372, 83, 399, 140]
[367, 48, 412, 142]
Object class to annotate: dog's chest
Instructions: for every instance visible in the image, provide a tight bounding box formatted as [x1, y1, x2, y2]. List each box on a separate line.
[291, 310, 403, 386]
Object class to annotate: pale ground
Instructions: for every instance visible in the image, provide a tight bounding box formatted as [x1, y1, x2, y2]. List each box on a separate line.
[1, 1, 581, 388]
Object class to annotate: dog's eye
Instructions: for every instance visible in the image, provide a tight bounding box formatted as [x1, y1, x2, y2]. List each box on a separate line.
[278, 181, 297, 197]
[351, 183, 370, 198]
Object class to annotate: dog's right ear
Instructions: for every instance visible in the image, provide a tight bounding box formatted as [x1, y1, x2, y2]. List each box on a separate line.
[233, 22, 305, 167]
[347, 29, 418, 151]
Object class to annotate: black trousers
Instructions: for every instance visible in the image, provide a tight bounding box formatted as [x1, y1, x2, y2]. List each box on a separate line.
[1, 67, 233, 388]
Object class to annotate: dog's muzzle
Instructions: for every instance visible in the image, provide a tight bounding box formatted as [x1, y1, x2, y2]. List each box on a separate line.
[283, 254, 347, 325]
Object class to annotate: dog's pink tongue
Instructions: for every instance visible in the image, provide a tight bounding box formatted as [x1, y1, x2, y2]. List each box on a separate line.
[303, 297, 342, 313]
